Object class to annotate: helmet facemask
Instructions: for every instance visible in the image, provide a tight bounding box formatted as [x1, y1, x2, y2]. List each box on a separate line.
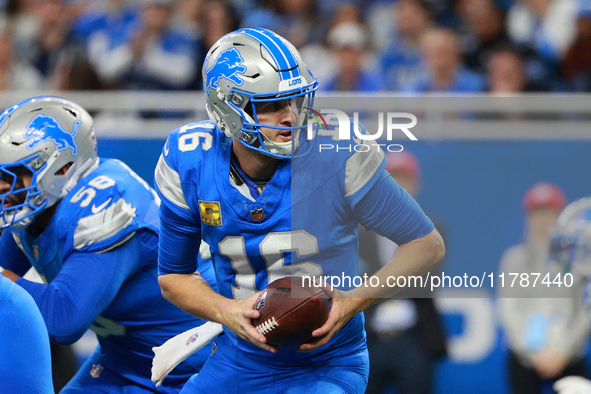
[228, 81, 317, 158]
[0, 155, 48, 229]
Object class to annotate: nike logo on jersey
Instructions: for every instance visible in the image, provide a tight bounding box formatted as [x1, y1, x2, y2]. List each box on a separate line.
[91, 198, 112, 214]
[164, 140, 170, 156]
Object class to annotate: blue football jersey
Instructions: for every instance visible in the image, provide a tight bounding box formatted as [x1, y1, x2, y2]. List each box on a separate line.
[155, 120, 434, 366]
[4, 158, 214, 385]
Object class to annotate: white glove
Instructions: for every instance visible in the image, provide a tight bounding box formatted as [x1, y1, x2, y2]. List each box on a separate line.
[151, 321, 223, 387]
[554, 376, 591, 394]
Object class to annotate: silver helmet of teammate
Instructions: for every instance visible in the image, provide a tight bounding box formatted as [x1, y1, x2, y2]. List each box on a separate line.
[548, 197, 591, 277]
[0, 96, 98, 229]
[202, 28, 318, 158]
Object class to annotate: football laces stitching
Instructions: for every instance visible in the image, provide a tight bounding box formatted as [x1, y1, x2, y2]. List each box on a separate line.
[255, 317, 279, 335]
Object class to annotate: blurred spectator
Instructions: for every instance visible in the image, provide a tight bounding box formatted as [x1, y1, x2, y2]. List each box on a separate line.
[299, 3, 361, 86]
[198, 0, 239, 52]
[299, 41, 336, 86]
[310, 0, 360, 21]
[21, 0, 77, 82]
[4, 0, 40, 58]
[68, 0, 139, 91]
[54, 53, 104, 90]
[523, 182, 566, 247]
[360, 151, 448, 394]
[172, 0, 203, 37]
[486, 46, 530, 93]
[194, 0, 240, 90]
[0, 28, 43, 90]
[507, 0, 578, 89]
[403, 28, 486, 92]
[328, 2, 362, 28]
[241, 0, 322, 48]
[456, 0, 508, 73]
[380, 0, 434, 90]
[366, 1, 397, 51]
[322, 22, 384, 92]
[88, 0, 197, 90]
[507, 0, 578, 62]
[498, 182, 590, 394]
[72, 0, 138, 44]
[562, 5, 591, 91]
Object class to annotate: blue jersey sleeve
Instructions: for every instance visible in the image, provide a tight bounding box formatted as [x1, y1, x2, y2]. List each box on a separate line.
[0, 231, 32, 276]
[154, 132, 203, 275]
[352, 169, 434, 245]
[157, 193, 202, 275]
[15, 233, 144, 344]
[0, 275, 54, 394]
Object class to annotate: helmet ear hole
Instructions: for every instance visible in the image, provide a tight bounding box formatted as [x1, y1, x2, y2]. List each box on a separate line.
[54, 162, 73, 176]
[244, 102, 254, 119]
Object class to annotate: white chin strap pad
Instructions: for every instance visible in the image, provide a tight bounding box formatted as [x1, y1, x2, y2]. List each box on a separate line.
[1, 206, 35, 230]
[262, 133, 292, 156]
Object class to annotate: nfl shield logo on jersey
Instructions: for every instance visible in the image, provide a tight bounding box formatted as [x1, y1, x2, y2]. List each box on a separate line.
[250, 208, 265, 222]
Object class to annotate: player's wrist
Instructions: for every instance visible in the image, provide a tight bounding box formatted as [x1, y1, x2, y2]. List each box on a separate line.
[216, 297, 236, 326]
[345, 287, 383, 312]
[345, 296, 372, 316]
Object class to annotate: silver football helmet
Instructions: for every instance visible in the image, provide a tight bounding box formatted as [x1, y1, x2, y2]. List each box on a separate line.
[548, 197, 591, 277]
[202, 28, 318, 158]
[0, 96, 98, 229]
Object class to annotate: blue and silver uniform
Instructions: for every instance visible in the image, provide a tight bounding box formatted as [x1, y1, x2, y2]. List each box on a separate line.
[0, 273, 54, 394]
[0, 158, 215, 393]
[155, 120, 434, 393]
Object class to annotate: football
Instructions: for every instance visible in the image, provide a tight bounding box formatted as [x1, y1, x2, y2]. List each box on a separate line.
[252, 276, 330, 349]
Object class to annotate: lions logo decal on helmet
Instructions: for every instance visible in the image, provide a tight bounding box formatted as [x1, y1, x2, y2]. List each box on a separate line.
[25, 115, 80, 155]
[205, 47, 247, 95]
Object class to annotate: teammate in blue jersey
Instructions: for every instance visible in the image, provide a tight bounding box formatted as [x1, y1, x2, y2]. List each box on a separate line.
[0, 273, 54, 394]
[0, 97, 215, 393]
[155, 28, 445, 393]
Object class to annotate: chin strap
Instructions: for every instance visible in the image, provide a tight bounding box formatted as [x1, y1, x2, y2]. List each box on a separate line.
[260, 132, 292, 156]
[2, 209, 33, 230]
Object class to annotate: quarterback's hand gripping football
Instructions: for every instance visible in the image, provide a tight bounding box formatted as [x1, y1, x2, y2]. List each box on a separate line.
[297, 288, 361, 352]
[220, 292, 278, 353]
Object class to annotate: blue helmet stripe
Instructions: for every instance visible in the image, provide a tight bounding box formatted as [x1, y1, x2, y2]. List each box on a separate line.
[254, 29, 301, 79]
[238, 29, 298, 81]
[238, 29, 290, 80]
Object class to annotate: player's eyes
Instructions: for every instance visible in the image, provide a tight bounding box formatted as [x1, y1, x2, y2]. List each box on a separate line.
[0, 166, 30, 187]
[256, 100, 290, 114]
[0, 170, 16, 185]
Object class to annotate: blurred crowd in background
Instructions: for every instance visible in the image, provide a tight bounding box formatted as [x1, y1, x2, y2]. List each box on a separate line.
[0, 0, 591, 94]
